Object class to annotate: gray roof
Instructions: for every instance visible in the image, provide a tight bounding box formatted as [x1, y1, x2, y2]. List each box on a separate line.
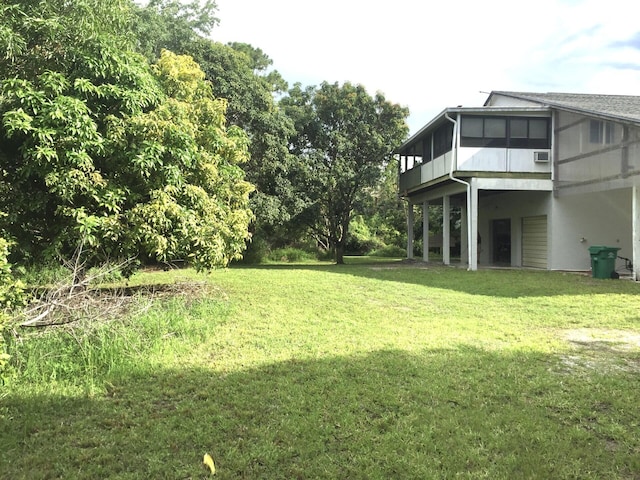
[487, 91, 640, 124]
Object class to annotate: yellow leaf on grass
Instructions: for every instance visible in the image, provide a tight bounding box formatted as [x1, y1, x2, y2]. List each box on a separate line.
[203, 453, 216, 475]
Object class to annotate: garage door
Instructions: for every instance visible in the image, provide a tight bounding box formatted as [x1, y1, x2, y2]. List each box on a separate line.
[522, 215, 547, 268]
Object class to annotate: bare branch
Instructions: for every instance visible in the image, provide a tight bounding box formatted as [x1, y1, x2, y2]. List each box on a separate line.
[17, 240, 141, 328]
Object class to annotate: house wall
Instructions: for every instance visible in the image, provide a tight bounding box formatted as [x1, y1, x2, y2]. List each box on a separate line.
[550, 188, 632, 271]
[476, 189, 631, 271]
[421, 151, 452, 184]
[486, 96, 541, 108]
[556, 111, 640, 195]
[458, 148, 551, 173]
[477, 191, 551, 266]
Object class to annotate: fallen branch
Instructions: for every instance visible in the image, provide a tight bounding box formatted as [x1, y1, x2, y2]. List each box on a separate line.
[17, 242, 140, 328]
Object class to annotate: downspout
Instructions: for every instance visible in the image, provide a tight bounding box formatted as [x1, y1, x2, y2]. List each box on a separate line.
[444, 112, 473, 270]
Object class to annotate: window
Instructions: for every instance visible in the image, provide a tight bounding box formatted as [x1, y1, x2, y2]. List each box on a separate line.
[460, 116, 506, 147]
[461, 117, 483, 139]
[460, 116, 550, 149]
[485, 118, 506, 145]
[529, 119, 548, 139]
[508, 118, 550, 148]
[410, 140, 423, 166]
[589, 120, 614, 144]
[433, 123, 453, 158]
[422, 133, 432, 162]
[510, 118, 528, 139]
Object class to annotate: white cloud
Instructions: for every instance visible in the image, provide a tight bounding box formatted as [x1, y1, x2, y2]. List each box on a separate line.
[211, 0, 640, 134]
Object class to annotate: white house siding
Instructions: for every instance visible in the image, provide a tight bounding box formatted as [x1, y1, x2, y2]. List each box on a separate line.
[420, 151, 452, 185]
[548, 110, 638, 272]
[458, 148, 507, 171]
[485, 97, 541, 108]
[555, 111, 640, 194]
[508, 149, 552, 173]
[457, 148, 551, 174]
[400, 94, 640, 274]
[550, 189, 632, 272]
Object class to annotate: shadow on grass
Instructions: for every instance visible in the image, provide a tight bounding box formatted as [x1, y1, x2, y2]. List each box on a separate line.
[2, 348, 638, 479]
[228, 259, 640, 298]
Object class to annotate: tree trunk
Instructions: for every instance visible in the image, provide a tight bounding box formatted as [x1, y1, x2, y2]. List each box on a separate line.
[335, 215, 350, 265]
[335, 240, 345, 264]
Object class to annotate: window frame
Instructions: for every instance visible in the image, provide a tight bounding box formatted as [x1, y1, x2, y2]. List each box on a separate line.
[589, 119, 614, 145]
[460, 115, 550, 149]
[433, 122, 453, 158]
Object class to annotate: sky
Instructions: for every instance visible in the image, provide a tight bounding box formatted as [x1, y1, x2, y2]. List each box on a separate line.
[210, 0, 640, 135]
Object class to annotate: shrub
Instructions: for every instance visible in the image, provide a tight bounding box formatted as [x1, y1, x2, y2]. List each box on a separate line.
[235, 236, 270, 265]
[369, 245, 407, 258]
[16, 262, 69, 287]
[0, 239, 26, 384]
[345, 216, 385, 255]
[267, 247, 316, 263]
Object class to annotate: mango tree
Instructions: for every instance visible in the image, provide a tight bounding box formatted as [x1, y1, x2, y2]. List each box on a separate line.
[281, 82, 409, 264]
[0, 0, 253, 271]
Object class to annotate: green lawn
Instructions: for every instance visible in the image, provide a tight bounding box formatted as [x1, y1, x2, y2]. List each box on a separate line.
[2, 260, 639, 479]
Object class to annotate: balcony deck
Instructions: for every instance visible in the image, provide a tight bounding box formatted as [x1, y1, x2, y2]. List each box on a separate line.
[399, 147, 551, 195]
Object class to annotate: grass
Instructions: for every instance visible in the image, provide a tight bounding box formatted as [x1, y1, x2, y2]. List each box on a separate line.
[1, 259, 640, 479]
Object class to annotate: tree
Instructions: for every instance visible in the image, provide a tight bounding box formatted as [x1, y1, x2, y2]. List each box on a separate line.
[188, 41, 306, 246]
[0, 1, 253, 271]
[132, 0, 219, 62]
[131, 5, 301, 252]
[357, 160, 409, 249]
[281, 82, 409, 264]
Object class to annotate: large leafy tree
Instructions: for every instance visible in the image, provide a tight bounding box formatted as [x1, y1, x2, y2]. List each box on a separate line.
[358, 160, 410, 249]
[132, 4, 302, 248]
[0, 0, 253, 270]
[132, 0, 219, 63]
[281, 82, 409, 264]
[188, 41, 305, 245]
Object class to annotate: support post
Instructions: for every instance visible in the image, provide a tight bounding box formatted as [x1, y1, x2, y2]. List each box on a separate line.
[443, 195, 450, 265]
[423, 201, 429, 262]
[633, 185, 640, 281]
[407, 203, 414, 259]
[470, 178, 479, 271]
[460, 203, 468, 265]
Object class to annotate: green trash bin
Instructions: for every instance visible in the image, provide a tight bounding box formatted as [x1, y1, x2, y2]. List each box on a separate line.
[588, 246, 620, 279]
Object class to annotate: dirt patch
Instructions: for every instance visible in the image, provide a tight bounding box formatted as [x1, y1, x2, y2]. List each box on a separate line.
[558, 328, 640, 374]
[564, 328, 640, 349]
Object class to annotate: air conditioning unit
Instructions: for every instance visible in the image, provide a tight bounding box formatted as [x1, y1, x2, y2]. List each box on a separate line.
[534, 151, 550, 163]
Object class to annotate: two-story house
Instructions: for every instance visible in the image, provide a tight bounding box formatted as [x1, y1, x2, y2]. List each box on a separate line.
[396, 91, 640, 280]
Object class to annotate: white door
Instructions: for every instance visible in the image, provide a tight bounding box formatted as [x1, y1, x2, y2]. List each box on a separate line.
[522, 215, 547, 268]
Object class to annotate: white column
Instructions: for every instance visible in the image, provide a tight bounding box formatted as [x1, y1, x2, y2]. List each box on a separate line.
[407, 203, 414, 259]
[460, 203, 468, 265]
[469, 178, 479, 270]
[443, 195, 450, 265]
[633, 185, 640, 281]
[423, 201, 429, 262]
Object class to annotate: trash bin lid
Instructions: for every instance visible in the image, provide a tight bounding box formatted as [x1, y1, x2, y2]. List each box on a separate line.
[588, 245, 621, 254]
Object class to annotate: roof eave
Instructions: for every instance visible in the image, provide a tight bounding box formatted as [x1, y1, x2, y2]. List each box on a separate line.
[487, 91, 640, 126]
[395, 106, 551, 153]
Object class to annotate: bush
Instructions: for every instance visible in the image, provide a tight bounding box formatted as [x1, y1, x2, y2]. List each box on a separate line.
[0, 239, 26, 384]
[369, 245, 407, 258]
[345, 216, 385, 255]
[16, 262, 69, 287]
[234, 236, 270, 265]
[267, 247, 316, 263]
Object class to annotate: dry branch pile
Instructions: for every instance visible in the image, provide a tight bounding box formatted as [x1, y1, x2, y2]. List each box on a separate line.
[13, 241, 220, 330]
[18, 258, 144, 328]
